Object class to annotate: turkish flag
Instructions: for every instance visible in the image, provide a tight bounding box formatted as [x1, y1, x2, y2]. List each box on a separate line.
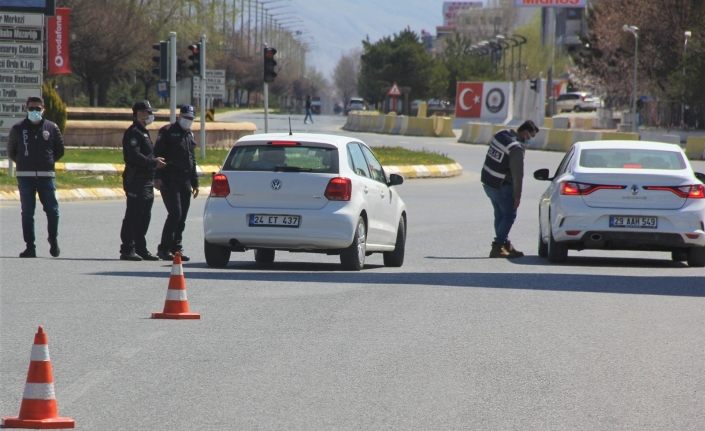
[454, 82, 483, 118]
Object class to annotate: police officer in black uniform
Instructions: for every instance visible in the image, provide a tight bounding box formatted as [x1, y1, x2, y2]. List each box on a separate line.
[7, 96, 64, 258]
[119, 100, 166, 261]
[154, 105, 199, 261]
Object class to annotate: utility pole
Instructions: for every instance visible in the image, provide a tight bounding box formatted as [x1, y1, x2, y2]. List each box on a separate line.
[200, 33, 206, 159]
[169, 32, 177, 124]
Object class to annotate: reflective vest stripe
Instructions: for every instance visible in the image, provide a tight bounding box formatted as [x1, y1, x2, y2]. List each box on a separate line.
[15, 171, 56, 177]
[483, 164, 506, 180]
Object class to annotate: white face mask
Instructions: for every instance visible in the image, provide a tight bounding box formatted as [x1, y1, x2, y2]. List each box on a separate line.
[28, 110, 43, 123]
[179, 118, 193, 130]
[145, 114, 155, 125]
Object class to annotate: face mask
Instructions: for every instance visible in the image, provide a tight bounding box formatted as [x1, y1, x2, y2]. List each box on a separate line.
[179, 118, 193, 130]
[28, 110, 42, 123]
[145, 114, 155, 125]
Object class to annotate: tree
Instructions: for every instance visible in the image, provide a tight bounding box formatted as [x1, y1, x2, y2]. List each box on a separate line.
[358, 29, 436, 105]
[333, 51, 360, 105]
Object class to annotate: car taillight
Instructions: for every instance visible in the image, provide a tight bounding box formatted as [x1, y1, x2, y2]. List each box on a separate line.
[210, 173, 230, 197]
[560, 181, 625, 196]
[324, 177, 351, 201]
[270, 141, 299, 146]
[643, 184, 705, 199]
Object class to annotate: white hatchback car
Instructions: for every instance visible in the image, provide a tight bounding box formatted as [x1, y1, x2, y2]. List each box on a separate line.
[203, 133, 407, 270]
[534, 141, 705, 267]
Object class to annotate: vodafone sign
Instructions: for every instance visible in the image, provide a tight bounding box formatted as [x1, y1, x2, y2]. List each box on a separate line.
[47, 8, 71, 75]
[455, 81, 511, 121]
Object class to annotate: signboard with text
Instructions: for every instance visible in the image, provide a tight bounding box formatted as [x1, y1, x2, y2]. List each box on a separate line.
[514, 0, 587, 6]
[0, 12, 43, 155]
[193, 69, 226, 100]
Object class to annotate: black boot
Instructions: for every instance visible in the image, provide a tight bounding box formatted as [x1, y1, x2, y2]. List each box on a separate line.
[49, 238, 60, 257]
[20, 245, 36, 258]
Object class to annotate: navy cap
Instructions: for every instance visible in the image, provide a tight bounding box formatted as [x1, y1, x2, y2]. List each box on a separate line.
[180, 105, 195, 119]
[132, 100, 156, 113]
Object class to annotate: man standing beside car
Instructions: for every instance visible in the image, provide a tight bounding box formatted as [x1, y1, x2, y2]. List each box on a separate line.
[119, 100, 166, 261]
[154, 105, 199, 261]
[480, 120, 539, 258]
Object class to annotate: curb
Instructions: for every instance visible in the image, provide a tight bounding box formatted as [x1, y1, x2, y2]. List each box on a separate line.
[0, 162, 464, 202]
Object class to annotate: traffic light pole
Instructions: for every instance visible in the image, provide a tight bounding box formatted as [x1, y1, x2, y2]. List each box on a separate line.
[169, 32, 177, 124]
[264, 82, 269, 133]
[200, 33, 206, 160]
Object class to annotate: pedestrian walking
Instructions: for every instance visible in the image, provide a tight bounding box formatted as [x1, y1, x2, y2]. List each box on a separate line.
[7, 96, 65, 258]
[119, 100, 166, 261]
[480, 120, 539, 258]
[154, 105, 200, 261]
[304, 95, 313, 124]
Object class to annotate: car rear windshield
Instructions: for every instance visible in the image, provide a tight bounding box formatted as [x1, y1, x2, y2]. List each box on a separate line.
[579, 148, 686, 170]
[223, 144, 339, 173]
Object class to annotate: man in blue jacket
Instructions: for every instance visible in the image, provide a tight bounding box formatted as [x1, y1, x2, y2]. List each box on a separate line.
[7, 96, 64, 258]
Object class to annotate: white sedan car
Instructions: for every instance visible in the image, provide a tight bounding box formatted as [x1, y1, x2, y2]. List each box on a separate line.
[203, 133, 407, 270]
[534, 141, 705, 267]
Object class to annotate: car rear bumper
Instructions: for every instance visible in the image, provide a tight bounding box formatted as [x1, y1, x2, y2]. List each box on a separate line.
[203, 198, 358, 250]
[552, 207, 705, 249]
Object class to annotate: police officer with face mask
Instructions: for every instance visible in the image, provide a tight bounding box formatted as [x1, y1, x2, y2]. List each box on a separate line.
[119, 100, 166, 261]
[153, 105, 199, 261]
[7, 96, 64, 258]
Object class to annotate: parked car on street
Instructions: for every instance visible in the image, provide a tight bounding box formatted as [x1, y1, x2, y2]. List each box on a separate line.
[534, 140, 705, 266]
[203, 133, 407, 270]
[556, 92, 602, 112]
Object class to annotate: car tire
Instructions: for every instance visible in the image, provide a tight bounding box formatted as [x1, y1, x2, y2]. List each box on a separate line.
[340, 217, 366, 271]
[538, 229, 548, 258]
[686, 247, 705, 267]
[383, 217, 406, 267]
[671, 249, 688, 262]
[574, 105, 582, 112]
[547, 229, 568, 263]
[255, 249, 275, 265]
[204, 240, 231, 268]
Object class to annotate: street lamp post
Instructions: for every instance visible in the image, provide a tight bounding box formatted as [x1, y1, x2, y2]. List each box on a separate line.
[681, 30, 691, 129]
[511, 34, 527, 80]
[623, 24, 639, 132]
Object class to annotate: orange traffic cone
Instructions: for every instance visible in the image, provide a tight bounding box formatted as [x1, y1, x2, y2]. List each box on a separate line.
[151, 252, 200, 319]
[2, 326, 75, 429]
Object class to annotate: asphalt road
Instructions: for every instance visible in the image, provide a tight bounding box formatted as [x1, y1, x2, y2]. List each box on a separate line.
[1, 114, 704, 430]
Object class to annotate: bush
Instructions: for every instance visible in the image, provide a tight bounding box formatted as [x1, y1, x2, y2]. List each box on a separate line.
[42, 80, 67, 133]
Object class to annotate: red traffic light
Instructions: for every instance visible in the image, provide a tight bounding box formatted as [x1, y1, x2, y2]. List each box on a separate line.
[188, 44, 199, 54]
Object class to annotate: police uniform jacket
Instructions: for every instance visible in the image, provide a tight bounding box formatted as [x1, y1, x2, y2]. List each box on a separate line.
[7, 118, 64, 177]
[154, 122, 198, 188]
[122, 121, 158, 184]
[480, 129, 525, 195]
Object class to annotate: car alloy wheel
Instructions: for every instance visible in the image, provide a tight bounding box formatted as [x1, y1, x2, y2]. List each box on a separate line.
[340, 217, 366, 271]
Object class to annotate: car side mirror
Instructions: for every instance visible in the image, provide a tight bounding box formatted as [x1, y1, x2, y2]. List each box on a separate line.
[388, 173, 404, 186]
[695, 172, 705, 184]
[533, 168, 552, 181]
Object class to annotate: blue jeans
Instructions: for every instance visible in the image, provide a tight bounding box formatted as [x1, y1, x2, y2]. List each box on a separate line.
[17, 176, 59, 247]
[483, 183, 516, 245]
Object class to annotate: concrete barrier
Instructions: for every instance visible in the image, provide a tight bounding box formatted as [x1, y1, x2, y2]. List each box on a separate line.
[64, 120, 255, 148]
[384, 113, 397, 134]
[398, 116, 409, 135]
[552, 117, 570, 129]
[477, 123, 495, 145]
[543, 117, 554, 129]
[545, 129, 573, 152]
[638, 132, 681, 145]
[571, 130, 603, 144]
[458, 122, 472, 142]
[685, 136, 705, 160]
[600, 131, 639, 140]
[433, 116, 455, 138]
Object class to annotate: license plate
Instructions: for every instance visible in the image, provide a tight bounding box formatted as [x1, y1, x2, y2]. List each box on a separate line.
[609, 215, 657, 229]
[249, 214, 300, 227]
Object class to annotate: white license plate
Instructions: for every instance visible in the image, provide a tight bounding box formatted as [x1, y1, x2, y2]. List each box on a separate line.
[249, 214, 300, 227]
[609, 215, 657, 229]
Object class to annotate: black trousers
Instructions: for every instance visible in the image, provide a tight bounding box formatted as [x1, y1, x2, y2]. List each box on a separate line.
[158, 180, 192, 253]
[120, 182, 154, 254]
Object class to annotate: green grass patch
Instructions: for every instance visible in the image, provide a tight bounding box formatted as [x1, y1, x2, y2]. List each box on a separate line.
[371, 146, 454, 165]
[1, 146, 453, 191]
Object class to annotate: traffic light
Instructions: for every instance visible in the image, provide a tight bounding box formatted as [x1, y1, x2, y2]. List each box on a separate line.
[152, 41, 168, 80]
[188, 42, 201, 76]
[263, 47, 277, 83]
[529, 79, 540, 92]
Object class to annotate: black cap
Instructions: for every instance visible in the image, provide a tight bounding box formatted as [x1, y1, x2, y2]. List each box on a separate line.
[180, 105, 195, 119]
[132, 100, 156, 113]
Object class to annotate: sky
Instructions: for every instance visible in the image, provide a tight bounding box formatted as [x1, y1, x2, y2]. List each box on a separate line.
[286, 0, 452, 79]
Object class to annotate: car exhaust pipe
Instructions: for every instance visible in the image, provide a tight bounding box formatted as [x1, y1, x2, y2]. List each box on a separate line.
[590, 233, 602, 242]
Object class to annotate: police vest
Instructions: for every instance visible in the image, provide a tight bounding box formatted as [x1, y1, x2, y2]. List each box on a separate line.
[480, 129, 522, 188]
